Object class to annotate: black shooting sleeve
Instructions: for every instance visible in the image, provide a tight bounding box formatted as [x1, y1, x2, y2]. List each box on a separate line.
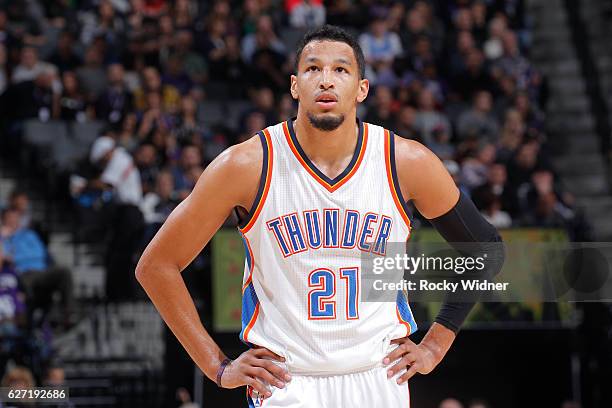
[428, 191, 505, 333]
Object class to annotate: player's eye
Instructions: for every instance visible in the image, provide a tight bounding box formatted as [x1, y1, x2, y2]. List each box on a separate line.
[307, 66, 319, 72]
[336, 67, 347, 73]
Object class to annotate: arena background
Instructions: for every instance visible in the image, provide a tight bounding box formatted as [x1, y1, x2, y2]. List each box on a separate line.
[0, 0, 611, 407]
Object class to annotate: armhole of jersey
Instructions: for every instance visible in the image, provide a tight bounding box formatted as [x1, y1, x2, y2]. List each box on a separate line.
[385, 130, 413, 230]
[238, 130, 273, 233]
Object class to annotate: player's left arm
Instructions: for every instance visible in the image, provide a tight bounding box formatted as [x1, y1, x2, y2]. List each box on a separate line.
[383, 136, 505, 384]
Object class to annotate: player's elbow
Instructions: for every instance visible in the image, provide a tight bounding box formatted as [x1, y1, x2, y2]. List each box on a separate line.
[135, 253, 159, 285]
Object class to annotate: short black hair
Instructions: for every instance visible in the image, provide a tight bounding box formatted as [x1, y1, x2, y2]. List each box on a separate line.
[295, 25, 366, 79]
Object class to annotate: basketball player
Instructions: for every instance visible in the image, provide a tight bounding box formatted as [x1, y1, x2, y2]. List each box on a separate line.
[136, 25, 504, 407]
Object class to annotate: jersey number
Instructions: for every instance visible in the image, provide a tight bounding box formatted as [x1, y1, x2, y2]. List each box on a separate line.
[308, 267, 359, 320]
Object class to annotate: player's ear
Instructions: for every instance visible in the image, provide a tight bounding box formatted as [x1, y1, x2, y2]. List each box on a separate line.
[356, 78, 369, 103]
[290, 75, 299, 100]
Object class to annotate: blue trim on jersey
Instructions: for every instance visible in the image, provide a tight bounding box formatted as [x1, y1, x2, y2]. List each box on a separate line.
[247, 390, 256, 408]
[241, 235, 253, 272]
[238, 130, 269, 229]
[287, 117, 364, 186]
[396, 290, 418, 334]
[388, 132, 414, 224]
[240, 282, 260, 344]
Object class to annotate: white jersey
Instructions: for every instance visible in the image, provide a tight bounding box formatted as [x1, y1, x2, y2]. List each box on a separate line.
[238, 118, 417, 375]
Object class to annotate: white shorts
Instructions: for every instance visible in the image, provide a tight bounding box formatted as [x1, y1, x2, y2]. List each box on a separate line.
[246, 365, 410, 408]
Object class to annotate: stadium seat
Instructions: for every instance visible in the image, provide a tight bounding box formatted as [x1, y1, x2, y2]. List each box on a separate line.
[67, 120, 106, 147]
[197, 102, 225, 128]
[23, 120, 68, 149]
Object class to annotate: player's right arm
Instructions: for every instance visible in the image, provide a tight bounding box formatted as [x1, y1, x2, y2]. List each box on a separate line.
[135, 135, 289, 397]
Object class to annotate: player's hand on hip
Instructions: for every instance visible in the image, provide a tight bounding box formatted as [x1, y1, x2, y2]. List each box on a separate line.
[219, 347, 291, 398]
[383, 337, 438, 384]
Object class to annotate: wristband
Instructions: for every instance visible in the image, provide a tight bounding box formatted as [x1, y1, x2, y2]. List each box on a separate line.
[216, 358, 232, 387]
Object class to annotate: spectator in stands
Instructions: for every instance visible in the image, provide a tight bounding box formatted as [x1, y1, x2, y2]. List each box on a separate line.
[89, 136, 143, 206]
[460, 142, 496, 189]
[87, 138, 145, 301]
[11, 47, 57, 84]
[241, 15, 286, 63]
[237, 111, 267, 143]
[137, 91, 175, 141]
[198, 18, 228, 80]
[492, 30, 532, 90]
[59, 71, 90, 122]
[394, 105, 419, 141]
[521, 191, 574, 229]
[277, 93, 297, 123]
[134, 66, 181, 114]
[289, 0, 326, 29]
[496, 108, 525, 163]
[161, 54, 193, 96]
[365, 85, 396, 130]
[401, 6, 429, 59]
[47, 31, 82, 74]
[96, 63, 134, 126]
[483, 14, 508, 60]
[1, 365, 35, 388]
[173, 95, 207, 147]
[456, 90, 500, 141]
[141, 170, 178, 227]
[75, 46, 108, 101]
[214, 34, 248, 95]
[173, 30, 207, 86]
[439, 398, 464, 408]
[134, 143, 160, 195]
[0, 246, 27, 341]
[249, 46, 288, 94]
[2, 67, 60, 122]
[0, 208, 74, 328]
[173, 0, 198, 30]
[359, 16, 403, 86]
[451, 48, 495, 101]
[414, 88, 452, 145]
[7, 190, 32, 230]
[42, 361, 66, 387]
[480, 190, 512, 228]
[467, 399, 490, 408]
[242, 87, 278, 127]
[171, 145, 202, 200]
[429, 124, 455, 160]
[80, 0, 126, 48]
[116, 113, 139, 151]
[506, 140, 541, 195]
[513, 90, 545, 135]
[472, 162, 518, 217]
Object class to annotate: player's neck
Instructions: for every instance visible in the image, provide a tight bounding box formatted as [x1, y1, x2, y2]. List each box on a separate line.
[292, 113, 359, 168]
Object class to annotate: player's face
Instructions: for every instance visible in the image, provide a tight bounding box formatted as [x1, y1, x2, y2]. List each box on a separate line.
[291, 40, 369, 131]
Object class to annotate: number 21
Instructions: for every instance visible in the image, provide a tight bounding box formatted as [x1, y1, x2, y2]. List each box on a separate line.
[308, 267, 359, 320]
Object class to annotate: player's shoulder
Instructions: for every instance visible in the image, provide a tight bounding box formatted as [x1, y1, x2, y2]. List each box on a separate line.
[391, 133, 434, 164]
[212, 134, 264, 175]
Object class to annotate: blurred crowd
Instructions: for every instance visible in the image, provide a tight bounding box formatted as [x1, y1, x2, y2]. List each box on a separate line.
[0, 0, 594, 398]
[438, 397, 582, 408]
[0, 0, 590, 240]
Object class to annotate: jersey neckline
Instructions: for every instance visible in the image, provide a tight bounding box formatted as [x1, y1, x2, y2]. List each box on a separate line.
[282, 117, 368, 193]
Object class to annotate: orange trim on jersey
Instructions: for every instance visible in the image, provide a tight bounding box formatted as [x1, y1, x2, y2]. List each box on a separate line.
[384, 129, 412, 230]
[282, 121, 368, 193]
[241, 233, 255, 294]
[239, 129, 274, 234]
[243, 302, 260, 342]
[396, 305, 413, 337]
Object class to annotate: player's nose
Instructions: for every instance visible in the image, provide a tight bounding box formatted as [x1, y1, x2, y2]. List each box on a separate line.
[319, 68, 335, 89]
